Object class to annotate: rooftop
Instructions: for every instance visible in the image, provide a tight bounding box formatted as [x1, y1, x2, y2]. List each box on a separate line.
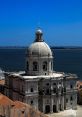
[0, 68, 5, 80]
[76, 81, 82, 90]
[0, 93, 47, 117]
[0, 80, 5, 85]
[22, 72, 64, 79]
[0, 93, 14, 106]
[7, 71, 64, 79]
[5, 71, 77, 81]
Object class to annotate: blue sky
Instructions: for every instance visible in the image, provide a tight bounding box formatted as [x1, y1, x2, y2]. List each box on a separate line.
[0, 0, 82, 46]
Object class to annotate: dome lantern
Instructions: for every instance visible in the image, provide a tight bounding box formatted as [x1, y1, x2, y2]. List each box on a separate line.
[35, 29, 43, 42]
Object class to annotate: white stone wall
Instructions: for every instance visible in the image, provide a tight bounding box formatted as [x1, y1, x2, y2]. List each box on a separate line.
[25, 80, 38, 95]
[26, 56, 53, 76]
[26, 96, 38, 110]
[4, 72, 77, 114]
[65, 79, 77, 110]
[23, 80, 39, 110]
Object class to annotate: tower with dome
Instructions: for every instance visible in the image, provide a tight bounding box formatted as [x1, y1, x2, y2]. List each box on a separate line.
[26, 29, 53, 76]
[5, 29, 77, 113]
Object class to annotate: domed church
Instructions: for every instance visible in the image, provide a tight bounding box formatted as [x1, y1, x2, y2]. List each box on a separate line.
[5, 29, 77, 113]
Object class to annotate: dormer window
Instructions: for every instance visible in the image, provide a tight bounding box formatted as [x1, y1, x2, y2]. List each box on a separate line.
[33, 61, 38, 71]
[43, 61, 47, 71]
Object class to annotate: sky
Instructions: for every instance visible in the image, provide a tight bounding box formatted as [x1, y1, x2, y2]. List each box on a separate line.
[0, 0, 82, 46]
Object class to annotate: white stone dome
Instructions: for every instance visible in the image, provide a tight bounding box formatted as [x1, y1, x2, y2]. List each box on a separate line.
[26, 29, 53, 75]
[28, 42, 52, 57]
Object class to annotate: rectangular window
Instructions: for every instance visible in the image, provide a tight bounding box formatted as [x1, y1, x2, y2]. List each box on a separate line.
[31, 88, 33, 92]
[70, 96, 73, 101]
[70, 85, 73, 88]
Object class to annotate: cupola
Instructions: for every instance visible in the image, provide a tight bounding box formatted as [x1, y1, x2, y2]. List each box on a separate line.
[26, 29, 53, 76]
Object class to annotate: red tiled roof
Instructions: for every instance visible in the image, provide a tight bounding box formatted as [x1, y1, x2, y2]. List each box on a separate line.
[0, 80, 5, 85]
[0, 93, 14, 106]
[0, 94, 47, 117]
[76, 81, 82, 91]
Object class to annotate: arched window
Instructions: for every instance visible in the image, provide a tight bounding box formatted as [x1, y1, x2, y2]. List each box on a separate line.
[43, 61, 47, 71]
[33, 61, 38, 71]
[46, 83, 49, 86]
[46, 89, 50, 95]
[53, 83, 56, 85]
[53, 88, 56, 93]
[27, 61, 29, 71]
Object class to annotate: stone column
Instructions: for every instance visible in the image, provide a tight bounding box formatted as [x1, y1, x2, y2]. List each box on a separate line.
[43, 98, 45, 113]
[50, 97, 53, 113]
[56, 96, 59, 112]
[61, 96, 64, 111]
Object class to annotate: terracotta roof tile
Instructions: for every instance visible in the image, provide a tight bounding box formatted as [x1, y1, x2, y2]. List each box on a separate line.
[0, 93, 14, 106]
[0, 80, 5, 85]
[13, 101, 27, 109]
[76, 81, 82, 91]
[0, 94, 47, 117]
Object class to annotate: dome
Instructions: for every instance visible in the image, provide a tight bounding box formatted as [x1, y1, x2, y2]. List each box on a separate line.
[28, 42, 52, 57]
[26, 29, 53, 76]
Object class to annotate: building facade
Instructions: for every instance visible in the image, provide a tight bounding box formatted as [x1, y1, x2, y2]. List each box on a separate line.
[5, 29, 77, 113]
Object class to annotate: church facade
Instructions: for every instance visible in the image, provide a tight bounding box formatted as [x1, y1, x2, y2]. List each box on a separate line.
[5, 29, 77, 113]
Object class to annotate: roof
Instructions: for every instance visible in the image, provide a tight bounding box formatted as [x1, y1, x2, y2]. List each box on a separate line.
[0, 80, 5, 85]
[65, 73, 78, 80]
[0, 93, 14, 106]
[5, 71, 77, 81]
[76, 81, 82, 91]
[28, 42, 53, 57]
[22, 72, 64, 80]
[0, 94, 47, 117]
[0, 69, 5, 80]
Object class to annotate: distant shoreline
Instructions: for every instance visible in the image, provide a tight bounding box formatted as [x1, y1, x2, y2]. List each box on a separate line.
[0, 46, 82, 50]
[51, 47, 82, 50]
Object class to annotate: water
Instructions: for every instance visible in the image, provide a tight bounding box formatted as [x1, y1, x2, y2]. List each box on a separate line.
[54, 49, 82, 80]
[0, 48, 82, 80]
[0, 48, 25, 71]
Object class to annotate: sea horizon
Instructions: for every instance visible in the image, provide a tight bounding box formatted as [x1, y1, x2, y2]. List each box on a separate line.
[0, 48, 82, 81]
[0, 46, 82, 49]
